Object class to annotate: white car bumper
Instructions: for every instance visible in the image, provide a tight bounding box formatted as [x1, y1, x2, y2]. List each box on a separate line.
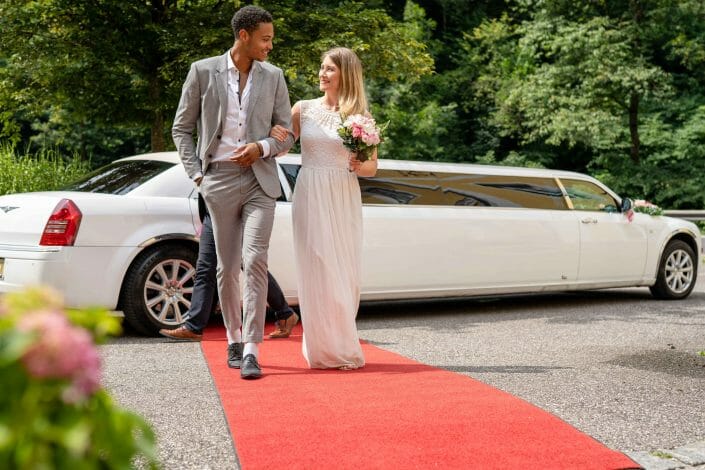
[0, 244, 135, 309]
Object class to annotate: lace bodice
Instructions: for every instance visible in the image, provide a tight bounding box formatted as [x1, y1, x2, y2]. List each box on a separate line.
[299, 98, 350, 170]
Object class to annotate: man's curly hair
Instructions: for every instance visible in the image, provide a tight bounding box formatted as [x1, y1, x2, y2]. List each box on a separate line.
[231, 5, 273, 37]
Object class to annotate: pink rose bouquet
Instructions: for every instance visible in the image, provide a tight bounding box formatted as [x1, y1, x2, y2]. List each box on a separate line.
[337, 114, 387, 162]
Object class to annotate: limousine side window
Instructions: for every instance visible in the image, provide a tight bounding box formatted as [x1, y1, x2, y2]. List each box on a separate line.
[280, 163, 301, 192]
[359, 169, 567, 209]
[280, 164, 445, 205]
[440, 173, 568, 210]
[359, 170, 444, 205]
[561, 179, 618, 212]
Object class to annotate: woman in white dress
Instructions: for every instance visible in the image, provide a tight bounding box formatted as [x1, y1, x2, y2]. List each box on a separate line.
[272, 47, 378, 369]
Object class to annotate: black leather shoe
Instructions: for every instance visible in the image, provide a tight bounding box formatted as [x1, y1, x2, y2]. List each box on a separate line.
[240, 354, 262, 380]
[227, 343, 243, 369]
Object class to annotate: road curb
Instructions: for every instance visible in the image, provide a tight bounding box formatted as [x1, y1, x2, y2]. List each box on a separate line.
[627, 440, 705, 470]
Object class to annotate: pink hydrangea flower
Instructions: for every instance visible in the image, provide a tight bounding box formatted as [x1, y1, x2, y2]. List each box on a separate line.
[18, 310, 101, 400]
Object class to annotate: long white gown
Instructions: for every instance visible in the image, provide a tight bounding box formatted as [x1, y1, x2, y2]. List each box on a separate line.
[292, 98, 365, 369]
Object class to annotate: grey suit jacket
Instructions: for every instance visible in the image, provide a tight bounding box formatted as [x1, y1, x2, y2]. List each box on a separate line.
[172, 51, 295, 198]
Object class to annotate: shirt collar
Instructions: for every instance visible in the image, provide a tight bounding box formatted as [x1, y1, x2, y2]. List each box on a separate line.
[227, 49, 259, 74]
[227, 49, 236, 71]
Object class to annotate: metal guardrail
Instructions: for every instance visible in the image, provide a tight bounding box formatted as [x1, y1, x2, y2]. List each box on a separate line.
[663, 210, 705, 221]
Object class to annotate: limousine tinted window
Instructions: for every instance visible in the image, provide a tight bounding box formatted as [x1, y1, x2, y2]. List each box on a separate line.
[287, 162, 565, 210]
[441, 173, 567, 209]
[284, 165, 447, 205]
[280, 163, 301, 191]
[359, 170, 567, 209]
[359, 170, 444, 205]
[561, 179, 618, 212]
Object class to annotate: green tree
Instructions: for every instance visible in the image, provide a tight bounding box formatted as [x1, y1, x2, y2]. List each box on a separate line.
[465, 2, 671, 163]
[369, 1, 465, 162]
[458, 0, 705, 207]
[0, 0, 432, 162]
[369, 0, 497, 162]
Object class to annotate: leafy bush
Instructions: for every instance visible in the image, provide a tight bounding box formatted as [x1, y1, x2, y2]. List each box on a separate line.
[0, 143, 91, 196]
[0, 287, 159, 469]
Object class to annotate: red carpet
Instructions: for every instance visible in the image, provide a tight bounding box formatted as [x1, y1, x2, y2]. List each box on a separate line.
[201, 324, 639, 470]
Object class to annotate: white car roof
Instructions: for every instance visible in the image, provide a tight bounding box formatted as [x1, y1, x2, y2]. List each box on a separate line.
[118, 152, 182, 164]
[121, 151, 601, 184]
[275, 154, 597, 182]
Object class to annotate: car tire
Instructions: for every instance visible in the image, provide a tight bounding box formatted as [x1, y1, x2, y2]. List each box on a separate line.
[121, 244, 198, 336]
[649, 239, 697, 300]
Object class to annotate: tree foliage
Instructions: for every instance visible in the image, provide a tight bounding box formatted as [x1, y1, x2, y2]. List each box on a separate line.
[0, 0, 432, 164]
[456, 0, 705, 207]
[2, 0, 705, 208]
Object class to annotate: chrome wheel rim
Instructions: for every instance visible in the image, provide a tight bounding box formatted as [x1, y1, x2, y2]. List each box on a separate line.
[664, 249, 694, 294]
[144, 258, 196, 326]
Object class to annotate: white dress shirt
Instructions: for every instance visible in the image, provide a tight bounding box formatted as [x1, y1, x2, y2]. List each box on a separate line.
[212, 51, 270, 163]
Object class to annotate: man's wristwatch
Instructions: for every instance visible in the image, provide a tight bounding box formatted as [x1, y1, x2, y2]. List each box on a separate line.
[255, 142, 264, 158]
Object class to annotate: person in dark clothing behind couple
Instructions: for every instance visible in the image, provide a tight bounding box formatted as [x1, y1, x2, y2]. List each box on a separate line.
[159, 194, 299, 345]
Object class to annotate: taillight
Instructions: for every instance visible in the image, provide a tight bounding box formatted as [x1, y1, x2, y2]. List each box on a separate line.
[39, 199, 82, 246]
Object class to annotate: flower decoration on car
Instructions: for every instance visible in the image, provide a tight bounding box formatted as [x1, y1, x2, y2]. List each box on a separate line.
[626, 199, 664, 222]
[632, 199, 664, 216]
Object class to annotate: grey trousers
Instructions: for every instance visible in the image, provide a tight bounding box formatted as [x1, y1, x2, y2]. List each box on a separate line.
[201, 162, 276, 344]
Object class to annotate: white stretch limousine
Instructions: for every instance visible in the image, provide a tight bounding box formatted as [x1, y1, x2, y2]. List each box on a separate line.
[0, 152, 699, 335]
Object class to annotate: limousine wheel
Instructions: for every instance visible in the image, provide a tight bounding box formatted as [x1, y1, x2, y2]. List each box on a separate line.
[650, 240, 697, 300]
[120, 244, 197, 336]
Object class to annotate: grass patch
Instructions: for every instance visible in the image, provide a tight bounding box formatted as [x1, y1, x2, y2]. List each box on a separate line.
[650, 450, 674, 460]
[0, 143, 91, 196]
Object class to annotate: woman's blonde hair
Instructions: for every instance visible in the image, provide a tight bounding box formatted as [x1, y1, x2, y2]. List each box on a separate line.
[322, 47, 368, 118]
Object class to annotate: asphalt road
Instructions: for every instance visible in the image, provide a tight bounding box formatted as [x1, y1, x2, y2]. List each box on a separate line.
[101, 278, 705, 469]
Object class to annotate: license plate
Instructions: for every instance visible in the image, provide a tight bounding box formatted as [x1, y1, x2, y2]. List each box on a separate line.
[0, 258, 4, 280]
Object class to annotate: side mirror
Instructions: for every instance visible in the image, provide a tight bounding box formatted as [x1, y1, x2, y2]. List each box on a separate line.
[620, 197, 632, 213]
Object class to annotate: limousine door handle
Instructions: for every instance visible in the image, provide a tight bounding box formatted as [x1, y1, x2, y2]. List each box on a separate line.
[581, 217, 598, 224]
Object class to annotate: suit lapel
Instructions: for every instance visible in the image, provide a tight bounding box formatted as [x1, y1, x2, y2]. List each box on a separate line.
[215, 51, 229, 125]
[246, 61, 263, 118]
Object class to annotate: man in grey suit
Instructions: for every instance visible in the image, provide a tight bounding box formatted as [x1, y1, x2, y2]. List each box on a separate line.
[172, 5, 295, 380]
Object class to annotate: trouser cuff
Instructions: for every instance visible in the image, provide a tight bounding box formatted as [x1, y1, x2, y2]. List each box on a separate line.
[273, 308, 295, 322]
